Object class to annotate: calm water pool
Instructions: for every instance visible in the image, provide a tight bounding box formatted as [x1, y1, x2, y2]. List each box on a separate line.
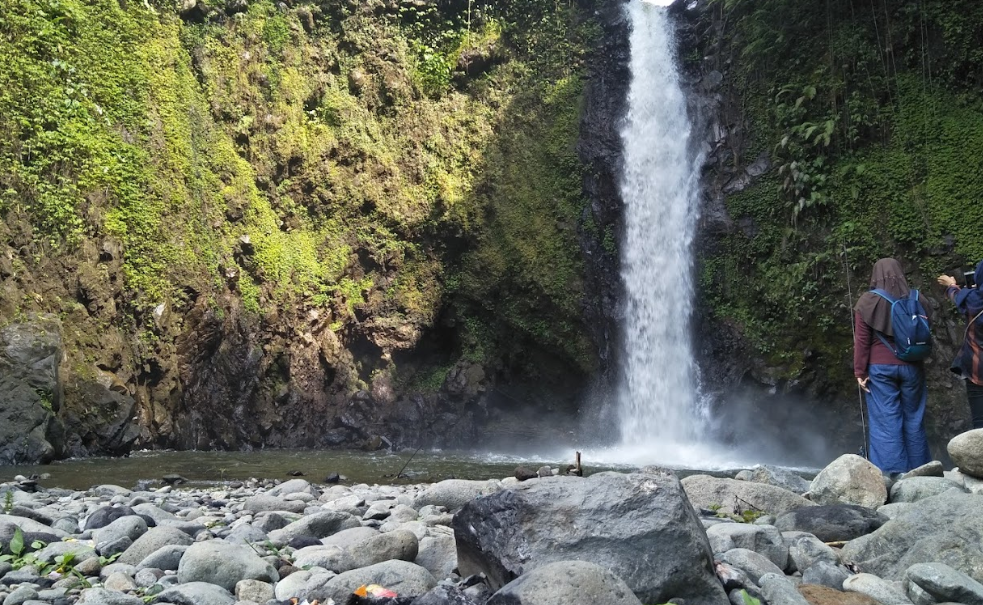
[0, 448, 759, 491]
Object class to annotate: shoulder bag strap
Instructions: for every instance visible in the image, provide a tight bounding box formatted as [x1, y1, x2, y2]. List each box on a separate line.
[967, 308, 983, 337]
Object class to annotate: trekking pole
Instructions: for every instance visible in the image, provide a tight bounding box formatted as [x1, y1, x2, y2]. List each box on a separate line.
[392, 406, 470, 480]
[842, 244, 869, 459]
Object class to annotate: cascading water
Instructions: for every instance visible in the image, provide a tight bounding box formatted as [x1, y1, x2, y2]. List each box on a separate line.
[615, 0, 710, 460]
[578, 0, 834, 471]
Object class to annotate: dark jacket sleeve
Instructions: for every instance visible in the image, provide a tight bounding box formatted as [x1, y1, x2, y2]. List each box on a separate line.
[946, 285, 961, 305]
[854, 310, 873, 378]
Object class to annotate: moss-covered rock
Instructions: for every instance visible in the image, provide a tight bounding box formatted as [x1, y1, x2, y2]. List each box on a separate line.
[0, 0, 601, 456]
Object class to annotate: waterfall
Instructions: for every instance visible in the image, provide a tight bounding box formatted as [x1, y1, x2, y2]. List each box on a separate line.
[615, 0, 709, 456]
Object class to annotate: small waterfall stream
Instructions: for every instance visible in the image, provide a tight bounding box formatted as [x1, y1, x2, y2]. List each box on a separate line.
[615, 0, 711, 460]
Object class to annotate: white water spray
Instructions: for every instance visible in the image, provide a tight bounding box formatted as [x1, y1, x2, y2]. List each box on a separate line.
[615, 0, 709, 460]
[575, 0, 835, 472]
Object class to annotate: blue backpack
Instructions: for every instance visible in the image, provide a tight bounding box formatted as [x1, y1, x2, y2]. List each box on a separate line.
[870, 288, 932, 361]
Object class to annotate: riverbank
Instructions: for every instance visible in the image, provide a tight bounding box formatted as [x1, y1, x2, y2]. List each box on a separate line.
[1, 430, 982, 605]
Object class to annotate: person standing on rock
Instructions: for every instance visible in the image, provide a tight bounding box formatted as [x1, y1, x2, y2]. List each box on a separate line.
[853, 258, 932, 473]
[937, 260, 983, 429]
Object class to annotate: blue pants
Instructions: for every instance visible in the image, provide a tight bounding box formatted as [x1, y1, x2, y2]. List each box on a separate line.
[968, 380, 983, 429]
[866, 364, 932, 473]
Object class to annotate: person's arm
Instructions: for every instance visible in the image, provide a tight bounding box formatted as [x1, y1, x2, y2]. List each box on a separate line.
[938, 274, 961, 305]
[854, 310, 872, 392]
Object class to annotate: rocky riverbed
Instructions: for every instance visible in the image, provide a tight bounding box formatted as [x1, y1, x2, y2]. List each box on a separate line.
[2, 431, 983, 605]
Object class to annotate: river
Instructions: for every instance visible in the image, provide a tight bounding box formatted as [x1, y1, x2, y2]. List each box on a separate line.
[0, 449, 761, 491]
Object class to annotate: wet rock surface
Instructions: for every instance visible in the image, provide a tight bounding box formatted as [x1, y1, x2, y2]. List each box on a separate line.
[0, 317, 61, 465]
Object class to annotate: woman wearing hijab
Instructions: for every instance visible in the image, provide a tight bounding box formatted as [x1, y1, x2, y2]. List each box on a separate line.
[854, 258, 932, 473]
[937, 260, 983, 429]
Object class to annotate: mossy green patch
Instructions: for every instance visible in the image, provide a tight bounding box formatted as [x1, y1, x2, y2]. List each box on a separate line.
[1, 0, 600, 384]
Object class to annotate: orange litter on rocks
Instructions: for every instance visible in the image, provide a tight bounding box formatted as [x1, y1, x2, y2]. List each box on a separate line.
[353, 585, 399, 598]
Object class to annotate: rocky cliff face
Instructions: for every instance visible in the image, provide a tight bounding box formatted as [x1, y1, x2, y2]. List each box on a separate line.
[577, 0, 630, 377]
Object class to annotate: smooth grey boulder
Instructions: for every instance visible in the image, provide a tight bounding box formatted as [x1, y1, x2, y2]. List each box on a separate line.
[306, 560, 437, 604]
[242, 495, 306, 514]
[0, 519, 63, 554]
[907, 581, 936, 605]
[7, 506, 53, 526]
[100, 562, 136, 581]
[3, 585, 39, 605]
[134, 568, 162, 587]
[274, 569, 311, 600]
[0, 318, 60, 465]
[176, 541, 278, 592]
[151, 581, 235, 605]
[877, 502, 915, 520]
[84, 506, 137, 531]
[809, 454, 887, 508]
[904, 562, 983, 605]
[135, 544, 188, 571]
[92, 485, 131, 498]
[346, 529, 419, 569]
[267, 511, 360, 545]
[156, 519, 205, 537]
[944, 469, 983, 495]
[75, 587, 144, 605]
[97, 535, 132, 558]
[51, 516, 80, 534]
[291, 544, 348, 571]
[117, 526, 195, 565]
[130, 503, 178, 524]
[801, 560, 850, 590]
[321, 526, 379, 548]
[682, 475, 815, 516]
[948, 429, 983, 478]
[486, 560, 643, 605]
[718, 548, 784, 584]
[223, 523, 268, 545]
[1, 565, 42, 585]
[782, 531, 839, 574]
[32, 541, 97, 565]
[889, 477, 968, 503]
[903, 461, 944, 478]
[706, 523, 788, 569]
[94, 516, 148, 555]
[715, 561, 758, 598]
[0, 514, 67, 538]
[411, 479, 503, 511]
[266, 479, 313, 497]
[412, 585, 482, 605]
[104, 571, 137, 592]
[454, 470, 728, 605]
[388, 519, 427, 540]
[759, 572, 810, 605]
[774, 504, 887, 542]
[252, 511, 295, 533]
[735, 466, 811, 494]
[321, 493, 367, 516]
[415, 527, 457, 580]
[840, 492, 983, 583]
[235, 578, 275, 603]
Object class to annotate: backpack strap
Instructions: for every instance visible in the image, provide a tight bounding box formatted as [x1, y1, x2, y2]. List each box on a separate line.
[870, 288, 896, 304]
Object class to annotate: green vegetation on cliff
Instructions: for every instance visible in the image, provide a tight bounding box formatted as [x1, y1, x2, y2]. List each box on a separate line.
[699, 0, 983, 386]
[0, 0, 599, 401]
